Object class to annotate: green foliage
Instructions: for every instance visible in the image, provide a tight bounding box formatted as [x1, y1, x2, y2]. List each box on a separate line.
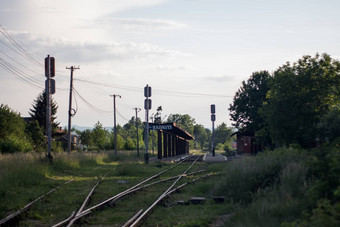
[317, 108, 340, 143]
[29, 91, 59, 134]
[0, 104, 32, 153]
[92, 121, 106, 150]
[214, 148, 308, 204]
[0, 104, 26, 139]
[80, 129, 93, 147]
[0, 134, 33, 153]
[193, 124, 208, 149]
[214, 122, 233, 145]
[263, 53, 340, 147]
[25, 120, 45, 152]
[283, 142, 340, 226]
[166, 113, 196, 135]
[229, 71, 272, 131]
[307, 139, 340, 203]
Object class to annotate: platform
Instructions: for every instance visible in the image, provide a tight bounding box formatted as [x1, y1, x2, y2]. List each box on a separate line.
[203, 153, 227, 162]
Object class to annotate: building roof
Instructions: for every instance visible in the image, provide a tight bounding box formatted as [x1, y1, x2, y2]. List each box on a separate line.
[149, 122, 194, 140]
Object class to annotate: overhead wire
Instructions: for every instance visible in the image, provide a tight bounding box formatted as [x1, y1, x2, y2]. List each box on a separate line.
[73, 87, 112, 114]
[74, 77, 232, 98]
[0, 24, 43, 67]
[0, 58, 44, 89]
[116, 107, 129, 121]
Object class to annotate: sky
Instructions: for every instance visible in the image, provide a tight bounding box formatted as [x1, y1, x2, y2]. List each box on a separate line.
[1, 0, 340, 130]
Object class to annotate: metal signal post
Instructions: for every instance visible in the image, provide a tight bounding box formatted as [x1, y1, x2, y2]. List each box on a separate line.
[211, 104, 216, 157]
[45, 55, 55, 161]
[144, 85, 152, 163]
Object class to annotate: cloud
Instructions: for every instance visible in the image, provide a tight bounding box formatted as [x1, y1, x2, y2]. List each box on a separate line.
[203, 75, 239, 82]
[6, 31, 190, 63]
[86, 18, 187, 32]
[156, 65, 192, 71]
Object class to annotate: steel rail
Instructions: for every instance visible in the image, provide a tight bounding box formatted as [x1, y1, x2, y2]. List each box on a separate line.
[129, 155, 202, 227]
[0, 164, 106, 226]
[55, 155, 195, 226]
[122, 209, 144, 227]
[52, 172, 110, 227]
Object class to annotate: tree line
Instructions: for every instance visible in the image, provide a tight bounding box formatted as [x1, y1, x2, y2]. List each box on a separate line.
[0, 93, 234, 153]
[229, 53, 340, 148]
[78, 112, 233, 152]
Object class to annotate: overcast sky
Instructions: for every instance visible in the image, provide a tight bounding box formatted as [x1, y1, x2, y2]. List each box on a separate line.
[1, 0, 340, 129]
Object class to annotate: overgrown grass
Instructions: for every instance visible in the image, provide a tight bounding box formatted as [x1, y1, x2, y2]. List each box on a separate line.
[213, 148, 312, 226]
[0, 151, 124, 218]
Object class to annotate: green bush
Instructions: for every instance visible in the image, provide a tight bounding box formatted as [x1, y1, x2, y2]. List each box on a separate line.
[0, 134, 32, 153]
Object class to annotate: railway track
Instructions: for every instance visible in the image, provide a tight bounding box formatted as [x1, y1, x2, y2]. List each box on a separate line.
[52, 155, 209, 226]
[1, 154, 215, 226]
[0, 164, 113, 226]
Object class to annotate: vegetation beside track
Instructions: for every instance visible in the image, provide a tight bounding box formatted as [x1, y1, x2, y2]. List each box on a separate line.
[1, 144, 340, 226]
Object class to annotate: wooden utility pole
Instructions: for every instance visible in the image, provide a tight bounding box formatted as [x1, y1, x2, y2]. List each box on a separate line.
[111, 94, 121, 156]
[134, 107, 141, 156]
[66, 66, 79, 155]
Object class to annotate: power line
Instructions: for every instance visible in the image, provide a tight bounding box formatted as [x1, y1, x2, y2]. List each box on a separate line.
[0, 48, 41, 76]
[0, 58, 44, 89]
[73, 87, 112, 114]
[0, 24, 43, 67]
[74, 77, 232, 98]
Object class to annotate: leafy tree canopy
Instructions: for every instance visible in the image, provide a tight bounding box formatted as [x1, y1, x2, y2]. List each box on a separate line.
[0, 104, 26, 139]
[229, 71, 272, 131]
[263, 53, 340, 147]
[166, 114, 196, 135]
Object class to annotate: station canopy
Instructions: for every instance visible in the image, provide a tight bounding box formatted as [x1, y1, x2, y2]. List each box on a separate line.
[149, 122, 194, 140]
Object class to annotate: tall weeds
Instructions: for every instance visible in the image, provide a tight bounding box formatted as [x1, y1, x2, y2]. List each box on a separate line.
[213, 148, 311, 226]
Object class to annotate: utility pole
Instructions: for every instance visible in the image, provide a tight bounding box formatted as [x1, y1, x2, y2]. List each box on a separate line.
[134, 107, 141, 157]
[66, 66, 79, 155]
[111, 94, 121, 156]
[150, 113, 154, 154]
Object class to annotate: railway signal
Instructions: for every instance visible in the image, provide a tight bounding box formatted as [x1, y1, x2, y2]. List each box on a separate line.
[211, 104, 216, 157]
[44, 55, 55, 161]
[144, 84, 152, 163]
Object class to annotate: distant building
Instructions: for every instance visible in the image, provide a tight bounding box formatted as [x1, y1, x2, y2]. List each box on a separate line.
[231, 131, 263, 155]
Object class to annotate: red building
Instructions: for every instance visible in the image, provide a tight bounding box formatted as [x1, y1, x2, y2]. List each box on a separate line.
[232, 131, 263, 155]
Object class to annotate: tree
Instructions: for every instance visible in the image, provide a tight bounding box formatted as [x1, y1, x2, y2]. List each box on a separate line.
[229, 71, 272, 131]
[166, 114, 196, 135]
[317, 108, 340, 142]
[80, 129, 93, 148]
[263, 53, 340, 147]
[25, 120, 45, 152]
[193, 124, 208, 149]
[0, 104, 26, 139]
[29, 92, 59, 135]
[214, 122, 233, 145]
[154, 106, 163, 123]
[92, 121, 106, 150]
[0, 104, 32, 153]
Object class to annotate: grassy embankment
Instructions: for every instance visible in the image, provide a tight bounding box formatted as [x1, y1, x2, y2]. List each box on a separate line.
[1, 144, 339, 226]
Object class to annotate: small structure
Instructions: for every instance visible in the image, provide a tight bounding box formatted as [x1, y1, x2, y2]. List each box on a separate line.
[232, 131, 263, 155]
[57, 133, 82, 151]
[149, 122, 194, 159]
